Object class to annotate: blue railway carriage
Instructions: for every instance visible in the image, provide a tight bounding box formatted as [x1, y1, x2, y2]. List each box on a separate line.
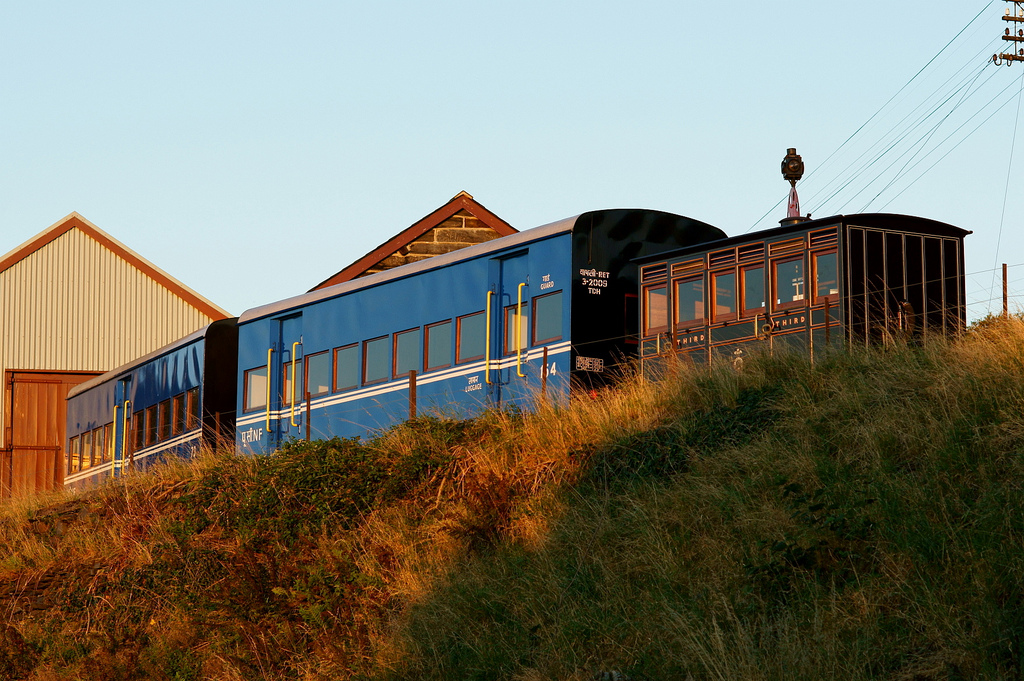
[635, 213, 970, 370]
[64, 319, 238, 488]
[235, 209, 726, 455]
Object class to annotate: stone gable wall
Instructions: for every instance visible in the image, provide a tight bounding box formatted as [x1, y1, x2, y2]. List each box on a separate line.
[356, 210, 507, 278]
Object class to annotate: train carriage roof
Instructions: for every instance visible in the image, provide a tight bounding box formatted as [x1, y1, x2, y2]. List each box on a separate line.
[239, 209, 725, 324]
[634, 213, 971, 265]
[66, 318, 238, 400]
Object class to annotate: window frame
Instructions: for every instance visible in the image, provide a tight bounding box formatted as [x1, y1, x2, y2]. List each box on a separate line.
[145, 405, 158, 447]
[711, 269, 738, 323]
[643, 284, 670, 335]
[186, 387, 201, 430]
[393, 327, 421, 379]
[304, 350, 332, 398]
[425, 320, 453, 372]
[532, 291, 563, 345]
[503, 303, 529, 356]
[772, 254, 807, 311]
[362, 335, 391, 386]
[243, 366, 268, 414]
[740, 264, 766, 317]
[158, 399, 171, 442]
[673, 276, 705, 330]
[68, 436, 80, 474]
[456, 311, 486, 364]
[333, 344, 359, 393]
[811, 249, 840, 305]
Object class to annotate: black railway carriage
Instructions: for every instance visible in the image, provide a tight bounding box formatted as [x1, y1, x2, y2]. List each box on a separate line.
[636, 213, 971, 367]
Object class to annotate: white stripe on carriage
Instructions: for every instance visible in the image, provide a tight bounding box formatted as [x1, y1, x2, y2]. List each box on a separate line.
[235, 342, 572, 430]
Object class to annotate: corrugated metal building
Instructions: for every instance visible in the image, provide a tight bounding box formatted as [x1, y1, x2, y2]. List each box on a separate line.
[0, 212, 229, 497]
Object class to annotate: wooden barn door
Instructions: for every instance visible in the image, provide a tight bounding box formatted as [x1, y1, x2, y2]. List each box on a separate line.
[2, 371, 98, 498]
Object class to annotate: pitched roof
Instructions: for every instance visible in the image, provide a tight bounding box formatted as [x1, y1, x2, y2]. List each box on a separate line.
[309, 191, 517, 291]
[0, 212, 230, 320]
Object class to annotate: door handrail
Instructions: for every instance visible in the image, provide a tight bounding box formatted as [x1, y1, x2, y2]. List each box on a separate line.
[516, 282, 527, 377]
[290, 341, 300, 427]
[112, 404, 119, 472]
[266, 348, 273, 433]
[122, 400, 132, 474]
[485, 291, 493, 385]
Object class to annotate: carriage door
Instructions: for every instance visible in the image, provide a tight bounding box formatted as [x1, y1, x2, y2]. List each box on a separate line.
[112, 377, 132, 478]
[488, 251, 530, 406]
[270, 314, 303, 450]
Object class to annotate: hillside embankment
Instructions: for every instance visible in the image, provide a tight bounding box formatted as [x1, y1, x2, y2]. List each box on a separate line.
[2, 317, 1024, 680]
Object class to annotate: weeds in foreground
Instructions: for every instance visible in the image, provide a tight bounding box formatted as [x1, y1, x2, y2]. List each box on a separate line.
[2, 318, 1024, 679]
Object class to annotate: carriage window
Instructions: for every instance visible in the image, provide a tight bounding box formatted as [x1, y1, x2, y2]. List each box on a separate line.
[533, 291, 563, 344]
[146, 406, 158, 446]
[425, 321, 453, 371]
[504, 304, 529, 355]
[244, 367, 268, 413]
[103, 423, 113, 464]
[813, 251, 839, 302]
[741, 265, 765, 315]
[674, 278, 704, 327]
[394, 328, 421, 378]
[82, 430, 93, 469]
[172, 394, 185, 435]
[133, 412, 145, 451]
[282, 358, 304, 407]
[334, 344, 359, 392]
[774, 256, 806, 309]
[644, 285, 668, 334]
[457, 312, 485, 363]
[364, 336, 390, 385]
[158, 400, 171, 442]
[187, 387, 201, 429]
[93, 427, 104, 468]
[713, 272, 737, 321]
[305, 351, 331, 397]
[68, 436, 80, 474]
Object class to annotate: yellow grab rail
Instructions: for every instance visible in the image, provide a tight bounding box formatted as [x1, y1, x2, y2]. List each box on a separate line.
[122, 400, 132, 472]
[516, 282, 527, 377]
[112, 404, 119, 468]
[485, 291, 493, 384]
[290, 341, 300, 427]
[266, 348, 273, 432]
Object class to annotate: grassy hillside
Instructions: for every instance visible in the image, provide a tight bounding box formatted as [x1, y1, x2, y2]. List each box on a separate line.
[3, 318, 1024, 680]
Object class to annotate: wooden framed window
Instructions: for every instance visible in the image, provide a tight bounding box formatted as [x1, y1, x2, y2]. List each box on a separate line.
[172, 394, 185, 435]
[334, 344, 359, 392]
[456, 312, 485, 364]
[158, 400, 171, 442]
[282, 359, 304, 407]
[92, 427, 105, 468]
[674, 277, 704, 328]
[712, 271, 737, 322]
[773, 255, 806, 310]
[103, 423, 113, 464]
[305, 351, 331, 397]
[363, 336, 390, 385]
[132, 411, 144, 452]
[644, 284, 669, 335]
[145, 406, 158, 446]
[532, 291, 563, 345]
[741, 265, 766, 316]
[812, 250, 839, 304]
[68, 436, 80, 474]
[425, 321, 453, 372]
[504, 304, 529, 356]
[82, 430, 93, 469]
[243, 367, 268, 414]
[186, 388, 201, 429]
[394, 328, 421, 378]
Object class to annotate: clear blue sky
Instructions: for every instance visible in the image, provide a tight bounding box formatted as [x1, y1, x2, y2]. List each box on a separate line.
[2, 1, 1021, 320]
